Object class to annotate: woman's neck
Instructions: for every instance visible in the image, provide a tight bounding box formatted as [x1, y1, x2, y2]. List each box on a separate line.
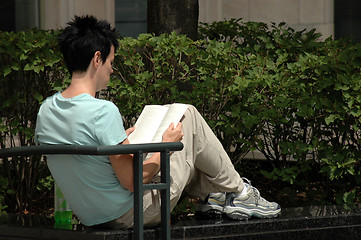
[61, 71, 97, 98]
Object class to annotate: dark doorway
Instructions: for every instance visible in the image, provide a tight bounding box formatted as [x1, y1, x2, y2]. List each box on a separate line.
[0, 0, 15, 31]
[335, 0, 361, 42]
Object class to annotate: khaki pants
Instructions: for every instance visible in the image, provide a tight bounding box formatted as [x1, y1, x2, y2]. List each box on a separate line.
[104, 105, 244, 228]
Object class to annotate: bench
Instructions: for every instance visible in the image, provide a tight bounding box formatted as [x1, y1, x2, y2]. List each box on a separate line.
[0, 142, 183, 240]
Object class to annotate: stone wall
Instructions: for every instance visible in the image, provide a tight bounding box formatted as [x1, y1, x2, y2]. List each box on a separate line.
[199, 0, 334, 40]
[39, 0, 115, 30]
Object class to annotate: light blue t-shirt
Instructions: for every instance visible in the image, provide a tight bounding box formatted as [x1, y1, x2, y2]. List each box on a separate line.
[35, 92, 133, 226]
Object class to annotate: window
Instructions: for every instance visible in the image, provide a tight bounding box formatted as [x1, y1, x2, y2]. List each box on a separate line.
[0, 0, 39, 32]
[115, 0, 147, 37]
[0, 0, 15, 31]
[335, 0, 361, 41]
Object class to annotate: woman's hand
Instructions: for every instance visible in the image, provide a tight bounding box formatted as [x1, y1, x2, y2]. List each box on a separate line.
[125, 126, 135, 136]
[162, 122, 183, 143]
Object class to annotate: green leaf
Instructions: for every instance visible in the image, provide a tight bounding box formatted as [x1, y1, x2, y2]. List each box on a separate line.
[33, 92, 43, 103]
[325, 114, 338, 125]
[3, 67, 11, 76]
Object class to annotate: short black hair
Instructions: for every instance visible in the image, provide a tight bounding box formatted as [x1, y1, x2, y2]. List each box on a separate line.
[58, 15, 119, 75]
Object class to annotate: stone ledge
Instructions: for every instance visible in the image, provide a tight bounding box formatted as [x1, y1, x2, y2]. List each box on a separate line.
[1, 205, 361, 240]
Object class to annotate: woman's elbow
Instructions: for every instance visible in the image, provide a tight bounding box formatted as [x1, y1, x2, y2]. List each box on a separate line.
[121, 172, 154, 192]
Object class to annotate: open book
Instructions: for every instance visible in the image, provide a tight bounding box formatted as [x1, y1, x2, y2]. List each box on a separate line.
[128, 103, 188, 144]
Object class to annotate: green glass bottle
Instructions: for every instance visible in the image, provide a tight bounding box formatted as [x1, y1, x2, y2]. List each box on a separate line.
[54, 183, 72, 230]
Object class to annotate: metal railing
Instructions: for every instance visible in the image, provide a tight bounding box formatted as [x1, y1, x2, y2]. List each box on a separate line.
[0, 142, 184, 240]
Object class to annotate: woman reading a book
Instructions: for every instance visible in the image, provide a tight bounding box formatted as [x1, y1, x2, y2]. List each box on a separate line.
[35, 15, 281, 228]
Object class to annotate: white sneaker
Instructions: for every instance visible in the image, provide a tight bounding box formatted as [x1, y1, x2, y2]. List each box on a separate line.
[223, 178, 281, 220]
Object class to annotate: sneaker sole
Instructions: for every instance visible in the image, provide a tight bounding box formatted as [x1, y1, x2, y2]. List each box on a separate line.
[198, 204, 224, 218]
[224, 206, 281, 219]
[225, 211, 249, 220]
[197, 209, 223, 219]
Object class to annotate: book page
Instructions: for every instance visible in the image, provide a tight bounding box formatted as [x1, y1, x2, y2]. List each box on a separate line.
[127, 105, 168, 144]
[151, 103, 188, 143]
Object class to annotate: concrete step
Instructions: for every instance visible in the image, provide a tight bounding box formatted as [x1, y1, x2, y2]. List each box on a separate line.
[1, 205, 361, 240]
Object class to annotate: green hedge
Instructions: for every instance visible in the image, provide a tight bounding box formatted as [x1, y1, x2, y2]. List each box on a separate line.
[1, 19, 361, 214]
[110, 32, 250, 162]
[0, 29, 66, 214]
[198, 19, 361, 205]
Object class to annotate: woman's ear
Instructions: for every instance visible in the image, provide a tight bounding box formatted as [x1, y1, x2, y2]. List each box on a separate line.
[93, 51, 102, 67]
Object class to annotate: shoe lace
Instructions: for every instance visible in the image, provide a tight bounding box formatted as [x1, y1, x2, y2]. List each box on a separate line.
[242, 177, 262, 205]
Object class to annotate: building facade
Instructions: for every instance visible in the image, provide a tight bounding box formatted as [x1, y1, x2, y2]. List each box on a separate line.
[0, 0, 360, 40]
[199, 0, 334, 40]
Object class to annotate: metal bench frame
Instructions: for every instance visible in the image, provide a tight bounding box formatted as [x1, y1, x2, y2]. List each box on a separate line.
[0, 142, 183, 240]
